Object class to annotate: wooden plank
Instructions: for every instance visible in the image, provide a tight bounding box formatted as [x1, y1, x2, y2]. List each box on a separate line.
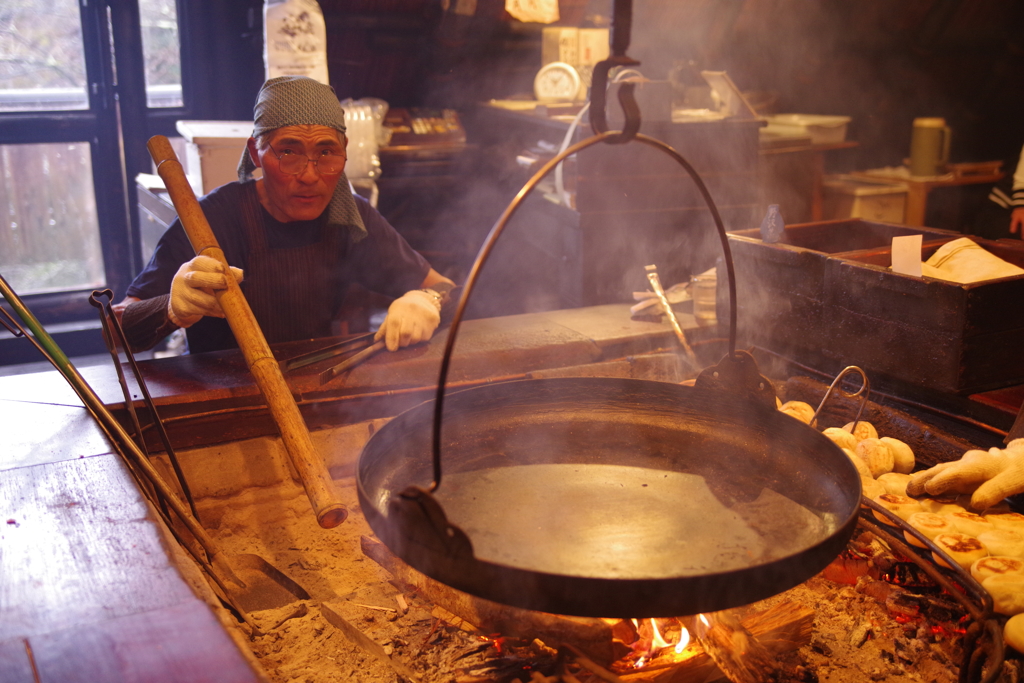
[28, 600, 261, 683]
[0, 400, 113, 471]
[0, 637, 37, 683]
[0, 455, 196, 641]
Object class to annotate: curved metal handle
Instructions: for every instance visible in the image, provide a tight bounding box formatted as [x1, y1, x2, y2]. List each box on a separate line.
[429, 133, 740, 491]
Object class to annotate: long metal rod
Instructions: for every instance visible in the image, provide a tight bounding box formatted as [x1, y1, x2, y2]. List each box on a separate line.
[88, 289, 200, 520]
[430, 132, 739, 491]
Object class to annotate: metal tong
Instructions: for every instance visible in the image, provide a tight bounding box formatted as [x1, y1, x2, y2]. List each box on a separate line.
[645, 264, 697, 366]
[88, 289, 198, 520]
[279, 330, 386, 386]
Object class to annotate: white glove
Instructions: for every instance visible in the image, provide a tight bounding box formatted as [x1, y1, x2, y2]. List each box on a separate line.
[167, 255, 244, 328]
[374, 289, 442, 352]
[907, 441, 1024, 511]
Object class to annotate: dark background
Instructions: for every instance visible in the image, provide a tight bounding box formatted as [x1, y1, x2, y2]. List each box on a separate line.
[193, 0, 1024, 174]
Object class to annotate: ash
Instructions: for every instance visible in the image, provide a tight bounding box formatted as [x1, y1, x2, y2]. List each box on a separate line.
[176, 474, 1005, 683]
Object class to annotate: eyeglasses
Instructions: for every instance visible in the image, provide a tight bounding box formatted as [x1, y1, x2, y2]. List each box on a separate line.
[266, 143, 346, 175]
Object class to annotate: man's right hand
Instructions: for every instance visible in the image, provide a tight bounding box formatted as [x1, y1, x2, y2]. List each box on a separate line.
[168, 255, 244, 328]
[1010, 207, 1024, 238]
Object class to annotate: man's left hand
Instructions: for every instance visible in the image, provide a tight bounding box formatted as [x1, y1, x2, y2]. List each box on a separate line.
[374, 289, 442, 351]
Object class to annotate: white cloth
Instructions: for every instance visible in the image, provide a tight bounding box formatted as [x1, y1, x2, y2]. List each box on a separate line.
[504, 0, 558, 23]
[168, 255, 244, 328]
[920, 237, 1024, 284]
[374, 289, 441, 351]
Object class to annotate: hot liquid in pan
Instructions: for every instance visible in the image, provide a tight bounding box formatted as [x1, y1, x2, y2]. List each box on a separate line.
[434, 463, 833, 579]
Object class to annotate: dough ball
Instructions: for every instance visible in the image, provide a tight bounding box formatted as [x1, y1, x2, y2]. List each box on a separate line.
[843, 420, 878, 442]
[843, 448, 873, 479]
[880, 437, 915, 474]
[943, 509, 996, 537]
[779, 400, 815, 424]
[823, 427, 858, 451]
[877, 472, 912, 496]
[983, 573, 1024, 615]
[861, 477, 886, 500]
[971, 555, 1024, 583]
[932, 532, 988, 570]
[977, 529, 1024, 559]
[873, 493, 924, 523]
[1005, 613, 1024, 653]
[856, 438, 894, 478]
[904, 511, 955, 548]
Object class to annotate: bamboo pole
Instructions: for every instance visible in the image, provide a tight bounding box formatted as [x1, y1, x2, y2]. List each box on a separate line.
[147, 135, 347, 528]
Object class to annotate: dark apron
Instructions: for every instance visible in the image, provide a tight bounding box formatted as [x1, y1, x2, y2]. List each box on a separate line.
[237, 183, 345, 344]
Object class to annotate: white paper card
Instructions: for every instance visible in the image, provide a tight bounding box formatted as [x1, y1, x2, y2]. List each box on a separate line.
[891, 234, 923, 277]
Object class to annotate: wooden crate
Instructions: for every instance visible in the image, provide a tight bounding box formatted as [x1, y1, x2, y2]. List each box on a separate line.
[727, 219, 1024, 394]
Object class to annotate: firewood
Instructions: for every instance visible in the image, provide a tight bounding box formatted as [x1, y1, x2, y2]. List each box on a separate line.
[620, 602, 813, 683]
[360, 536, 629, 665]
[685, 611, 778, 683]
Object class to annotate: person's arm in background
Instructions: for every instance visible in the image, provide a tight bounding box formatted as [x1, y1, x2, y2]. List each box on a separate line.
[1010, 144, 1024, 238]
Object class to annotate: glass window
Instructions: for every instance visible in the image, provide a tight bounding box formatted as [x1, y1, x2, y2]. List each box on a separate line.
[0, 0, 88, 112]
[139, 0, 183, 108]
[0, 142, 105, 294]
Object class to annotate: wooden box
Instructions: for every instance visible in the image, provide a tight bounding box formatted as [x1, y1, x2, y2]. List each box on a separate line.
[727, 219, 1024, 394]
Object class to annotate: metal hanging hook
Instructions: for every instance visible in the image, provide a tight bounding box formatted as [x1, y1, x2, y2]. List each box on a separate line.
[589, 0, 641, 143]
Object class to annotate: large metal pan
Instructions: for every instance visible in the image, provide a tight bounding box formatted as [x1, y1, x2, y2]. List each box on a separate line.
[358, 355, 861, 617]
[358, 100, 861, 617]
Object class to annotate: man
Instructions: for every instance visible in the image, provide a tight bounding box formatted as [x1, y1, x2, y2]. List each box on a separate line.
[118, 76, 454, 354]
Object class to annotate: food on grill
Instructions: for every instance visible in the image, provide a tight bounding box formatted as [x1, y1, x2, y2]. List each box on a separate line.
[843, 420, 878, 442]
[1005, 613, 1024, 652]
[904, 511, 955, 547]
[823, 427, 858, 451]
[843, 448, 872, 479]
[915, 495, 963, 515]
[860, 477, 885, 500]
[873, 493, 923, 522]
[982, 572, 1024, 615]
[977, 529, 1024, 559]
[988, 512, 1024, 530]
[943, 509, 996, 537]
[856, 438, 894, 478]
[931, 532, 988, 570]
[880, 436, 915, 474]
[877, 472, 911, 496]
[779, 400, 815, 424]
[971, 555, 1024, 582]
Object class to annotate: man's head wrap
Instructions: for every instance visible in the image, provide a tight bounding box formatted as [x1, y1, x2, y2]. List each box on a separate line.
[237, 76, 366, 241]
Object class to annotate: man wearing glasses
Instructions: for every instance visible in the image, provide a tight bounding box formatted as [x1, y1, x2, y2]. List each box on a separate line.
[119, 76, 454, 355]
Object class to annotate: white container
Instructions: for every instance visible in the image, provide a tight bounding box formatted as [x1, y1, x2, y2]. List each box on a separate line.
[763, 114, 851, 145]
[822, 174, 908, 223]
[175, 120, 254, 195]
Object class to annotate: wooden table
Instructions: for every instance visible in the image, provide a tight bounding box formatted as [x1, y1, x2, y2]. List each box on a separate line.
[853, 168, 1005, 227]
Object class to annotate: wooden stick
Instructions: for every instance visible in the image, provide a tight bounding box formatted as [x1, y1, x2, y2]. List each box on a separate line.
[147, 135, 347, 529]
[320, 602, 421, 682]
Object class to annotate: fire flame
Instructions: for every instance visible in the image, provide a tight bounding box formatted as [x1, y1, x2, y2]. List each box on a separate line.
[628, 617, 694, 668]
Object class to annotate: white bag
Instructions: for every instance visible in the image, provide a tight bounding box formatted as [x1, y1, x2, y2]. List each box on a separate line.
[263, 0, 329, 84]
